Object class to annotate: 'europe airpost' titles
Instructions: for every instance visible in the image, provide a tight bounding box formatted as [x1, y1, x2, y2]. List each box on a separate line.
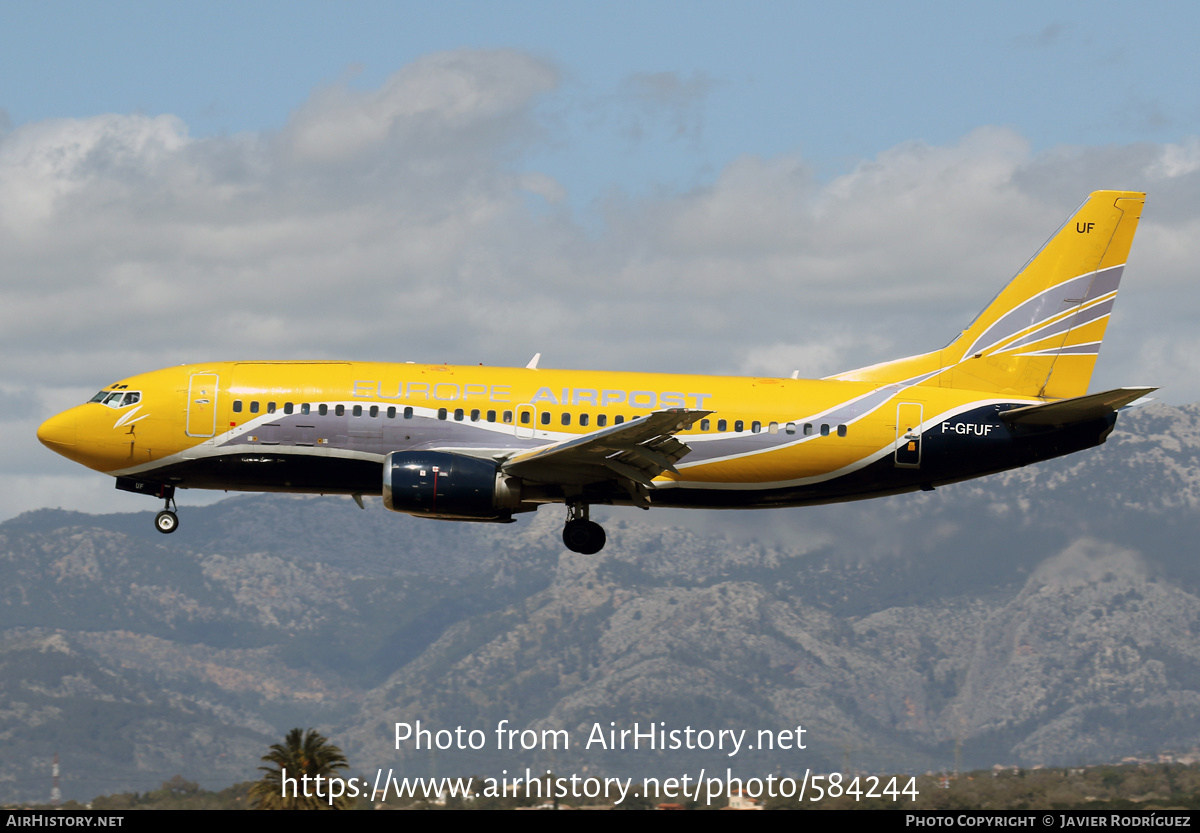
[395, 720, 808, 756]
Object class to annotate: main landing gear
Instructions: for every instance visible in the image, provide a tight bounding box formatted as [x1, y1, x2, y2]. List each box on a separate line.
[562, 502, 606, 554]
[154, 488, 179, 534]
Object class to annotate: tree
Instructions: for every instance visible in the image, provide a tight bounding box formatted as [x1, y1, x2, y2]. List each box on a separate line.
[250, 727, 353, 810]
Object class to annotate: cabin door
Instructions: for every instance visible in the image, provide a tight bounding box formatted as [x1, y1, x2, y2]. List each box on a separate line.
[186, 373, 219, 438]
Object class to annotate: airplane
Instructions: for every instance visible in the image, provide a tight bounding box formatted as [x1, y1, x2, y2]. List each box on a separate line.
[38, 191, 1152, 554]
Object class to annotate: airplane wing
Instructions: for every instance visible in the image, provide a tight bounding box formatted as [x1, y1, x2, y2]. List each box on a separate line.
[501, 409, 712, 498]
[999, 386, 1157, 427]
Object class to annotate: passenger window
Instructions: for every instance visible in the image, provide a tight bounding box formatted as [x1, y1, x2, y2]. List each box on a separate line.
[561, 413, 571, 426]
[267, 402, 276, 414]
[319, 405, 328, 416]
[700, 419, 710, 431]
[597, 415, 607, 427]
[403, 407, 413, 419]
[301, 403, 311, 415]
[615, 415, 625, 425]
[580, 414, 589, 426]
[717, 419, 727, 431]
[487, 410, 496, 422]
[470, 409, 481, 422]
[769, 422, 779, 434]
[837, 424, 847, 437]
[387, 406, 396, 418]
[438, 408, 447, 420]
[503, 410, 513, 424]
[352, 405, 362, 417]
[369, 405, 379, 418]
[803, 423, 812, 435]
[735, 420, 744, 432]
[454, 408, 464, 421]
[541, 412, 551, 425]
[821, 424, 830, 436]
[284, 403, 294, 415]
[335, 404, 345, 416]
[250, 401, 260, 414]
[233, 400, 243, 413]
[520, 411, 531, 425]
[751, 421, 761, 433]
[785, 422, 795, 434]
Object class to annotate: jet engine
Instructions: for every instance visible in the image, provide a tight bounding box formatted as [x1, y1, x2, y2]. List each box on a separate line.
[383, 451, 523, 522]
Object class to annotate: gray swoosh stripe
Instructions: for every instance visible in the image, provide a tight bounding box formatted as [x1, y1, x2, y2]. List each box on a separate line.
[964, 264, 1123, 357]
[680, 371, 941, 467]
[1001, 296, 1114, 352]
[1014, 342, 1101, 357]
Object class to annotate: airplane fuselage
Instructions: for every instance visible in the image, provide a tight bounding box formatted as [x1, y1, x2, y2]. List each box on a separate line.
[38, 360, 1115, 512]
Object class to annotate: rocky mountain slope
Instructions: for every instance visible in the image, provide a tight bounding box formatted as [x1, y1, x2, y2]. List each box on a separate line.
[3, 403, 1199, 801]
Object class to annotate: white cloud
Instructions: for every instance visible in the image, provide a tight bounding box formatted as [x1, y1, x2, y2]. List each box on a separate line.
[1151, 137, 1200, 178]
[281, 50, 558, 165]
[5, 48, 1200, 520]
[0, 113, 188, 231]
[739, 334, 894, 379]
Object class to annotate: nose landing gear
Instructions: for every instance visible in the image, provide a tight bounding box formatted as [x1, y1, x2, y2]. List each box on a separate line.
[562, 502, 605, 554]
[154, 487, 178, 534]
[115, 477, 180, 534]
[155, 508, 179, 534]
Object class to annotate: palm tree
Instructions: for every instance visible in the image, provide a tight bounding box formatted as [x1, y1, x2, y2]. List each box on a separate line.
[250, 727, 353, 810]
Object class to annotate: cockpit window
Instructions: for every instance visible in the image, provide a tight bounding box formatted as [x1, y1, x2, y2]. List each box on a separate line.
[91, 390, 141, 408]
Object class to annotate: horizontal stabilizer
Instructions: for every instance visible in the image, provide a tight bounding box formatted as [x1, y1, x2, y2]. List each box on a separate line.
[999, 386, 1157, 427]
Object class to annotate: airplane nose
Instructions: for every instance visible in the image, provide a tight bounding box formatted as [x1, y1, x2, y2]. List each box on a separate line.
[37, 410, 78, 453]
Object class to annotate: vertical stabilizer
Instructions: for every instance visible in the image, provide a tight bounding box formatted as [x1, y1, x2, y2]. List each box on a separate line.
[831, 191, 1144, 399]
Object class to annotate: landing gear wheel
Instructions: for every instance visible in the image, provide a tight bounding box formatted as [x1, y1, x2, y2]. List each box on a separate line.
[562, 518, 606, 554]
[155, 510, 179, 534]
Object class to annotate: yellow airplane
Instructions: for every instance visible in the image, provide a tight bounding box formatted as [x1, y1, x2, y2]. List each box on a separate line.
[38, 191, 1152, 554]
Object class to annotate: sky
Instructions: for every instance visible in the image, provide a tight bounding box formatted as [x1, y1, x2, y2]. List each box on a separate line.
[3, 1, 1200, 521]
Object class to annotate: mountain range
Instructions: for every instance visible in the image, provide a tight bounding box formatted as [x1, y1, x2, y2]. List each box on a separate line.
[3, 402, 1199, 803]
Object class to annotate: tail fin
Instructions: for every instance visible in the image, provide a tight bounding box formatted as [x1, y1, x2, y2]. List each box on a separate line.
[831, 190, 1144, 399]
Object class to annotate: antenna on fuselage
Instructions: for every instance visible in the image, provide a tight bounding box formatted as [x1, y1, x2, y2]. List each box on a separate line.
[526, 352, 542, 370]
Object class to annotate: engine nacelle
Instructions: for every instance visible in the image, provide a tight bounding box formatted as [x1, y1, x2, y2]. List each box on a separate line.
[383, 451, 522, 521]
